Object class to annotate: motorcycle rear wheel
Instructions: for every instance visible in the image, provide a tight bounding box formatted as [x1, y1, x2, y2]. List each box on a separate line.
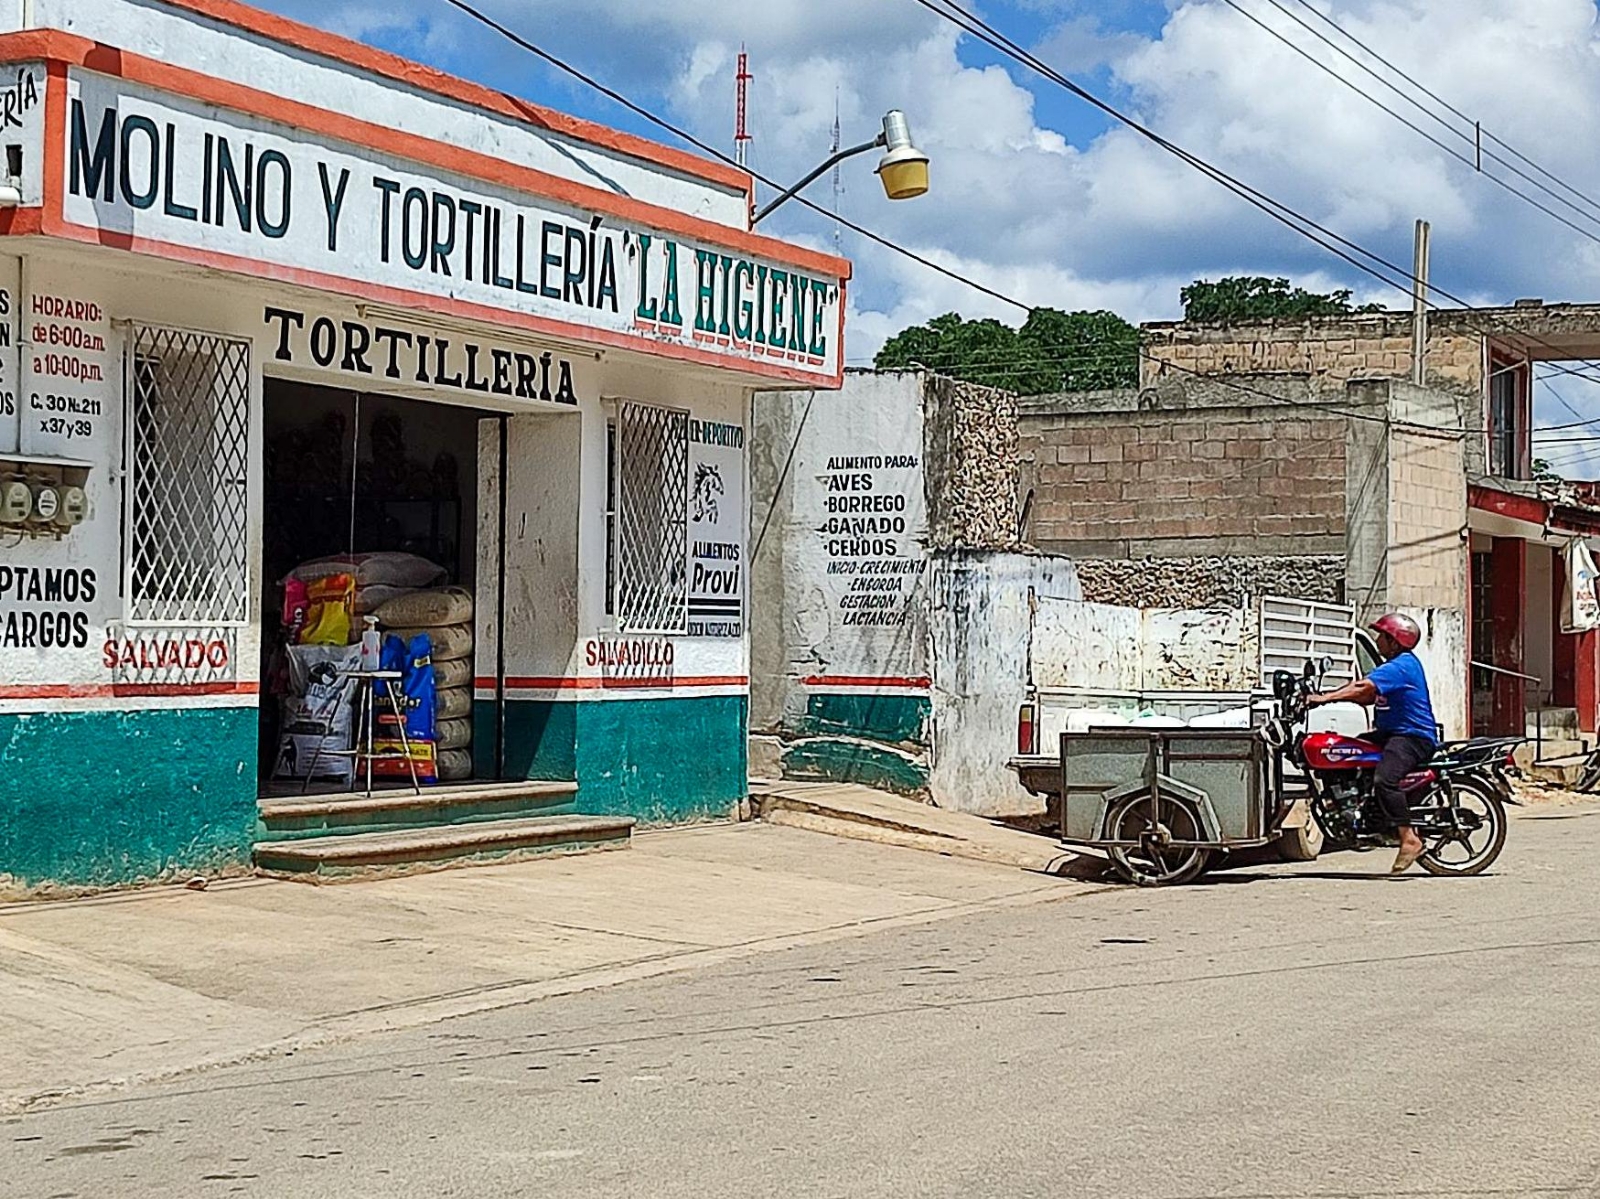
[1418, 780, 1507, 877]
[1104, 792, 1212, 887]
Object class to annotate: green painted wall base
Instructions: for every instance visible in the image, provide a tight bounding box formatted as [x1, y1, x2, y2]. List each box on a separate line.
[797, 692, 930, 744]
[476, 695, 748, 825]
[778, 690, 932, 797]
[0, 706, 259, 889]
[781, 736, 930, 798]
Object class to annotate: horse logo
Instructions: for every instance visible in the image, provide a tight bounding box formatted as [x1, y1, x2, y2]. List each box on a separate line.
[692, 463, 726, 524]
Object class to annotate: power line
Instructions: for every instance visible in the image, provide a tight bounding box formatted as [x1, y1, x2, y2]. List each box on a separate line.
[436, 0, 1600, 433]
[913, 0, 1600, 391]
[1283, 0, 1600, 226]
[1231, 0, 1600, 239]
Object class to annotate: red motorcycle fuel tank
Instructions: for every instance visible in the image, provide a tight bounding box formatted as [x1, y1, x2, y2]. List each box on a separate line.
[1302, 732, 1384, 770]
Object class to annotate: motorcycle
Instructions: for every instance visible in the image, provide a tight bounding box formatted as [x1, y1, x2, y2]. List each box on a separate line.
[1263, 660, 1510, 876]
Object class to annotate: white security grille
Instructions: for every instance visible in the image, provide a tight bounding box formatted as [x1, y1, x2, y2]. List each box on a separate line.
[124, 326, 251, 626]
[1260, 596, 1357, 688]
[615, 401, 689, 634]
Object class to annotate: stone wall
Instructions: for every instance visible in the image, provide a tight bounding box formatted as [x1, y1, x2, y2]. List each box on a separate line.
[1018, 397, 1350, 560]
[1073, 555, 1345, 608]
[1139, 312, 1483, 399]
[924, 375, 1022, 551]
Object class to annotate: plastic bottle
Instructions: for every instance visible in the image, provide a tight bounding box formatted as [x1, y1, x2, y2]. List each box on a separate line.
[359, 616, 383, 673]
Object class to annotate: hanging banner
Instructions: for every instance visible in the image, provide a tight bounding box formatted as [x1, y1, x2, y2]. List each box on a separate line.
[1561, 539, 1600, 634]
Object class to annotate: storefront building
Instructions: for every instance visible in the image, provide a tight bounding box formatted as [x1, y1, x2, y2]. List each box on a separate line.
[0, 0, 848, 887]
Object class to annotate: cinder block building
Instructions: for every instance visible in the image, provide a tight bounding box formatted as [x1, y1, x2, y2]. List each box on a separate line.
[1020, 302, 1600, 742]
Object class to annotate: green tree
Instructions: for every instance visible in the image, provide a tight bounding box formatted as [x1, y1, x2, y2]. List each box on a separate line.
[1180, 276, 1385, 323]
[872, 308, 1139, 394]
[1533, 458, 1564, 484]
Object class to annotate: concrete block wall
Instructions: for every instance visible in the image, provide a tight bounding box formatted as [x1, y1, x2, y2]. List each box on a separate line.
[1389, 427, 1468, 610]
[1018, 406, 1348, 559]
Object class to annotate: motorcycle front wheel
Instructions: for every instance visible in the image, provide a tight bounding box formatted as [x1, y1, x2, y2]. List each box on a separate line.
[1104, 792, 1213, 887]
[1419, 780, 1507, 877]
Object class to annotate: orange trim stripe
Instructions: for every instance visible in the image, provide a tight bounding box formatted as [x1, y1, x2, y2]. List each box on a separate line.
[43, 216, 842, 388]
[0, 682, 260, 699]
[0, 28, 848, 282]
[475, 676, 749, 690]
[120, 0, 753, 197]
[801, 675, 933, 689]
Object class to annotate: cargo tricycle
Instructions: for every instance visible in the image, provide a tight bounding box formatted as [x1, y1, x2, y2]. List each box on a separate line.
[1024, 660, 1513, 886]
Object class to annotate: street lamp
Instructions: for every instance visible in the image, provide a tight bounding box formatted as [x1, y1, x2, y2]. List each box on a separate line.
[751, 109, 929, 226]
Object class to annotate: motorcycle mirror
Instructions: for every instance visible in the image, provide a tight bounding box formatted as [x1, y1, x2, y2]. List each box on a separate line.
[1320, 656, 1334, 675]
[1273, 670, 1297, 701]
[1302, 660, 1317, 679]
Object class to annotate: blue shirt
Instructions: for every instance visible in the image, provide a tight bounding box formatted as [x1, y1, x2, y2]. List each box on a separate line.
[1368, 651, 1438, 744]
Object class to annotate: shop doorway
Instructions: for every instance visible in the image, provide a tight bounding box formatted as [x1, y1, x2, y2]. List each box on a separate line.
[259, 379, 492, 794]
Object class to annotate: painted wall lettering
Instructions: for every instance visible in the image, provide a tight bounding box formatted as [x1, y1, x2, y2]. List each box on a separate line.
[62, 71, 845, 382]
[263, 306, 580, 405]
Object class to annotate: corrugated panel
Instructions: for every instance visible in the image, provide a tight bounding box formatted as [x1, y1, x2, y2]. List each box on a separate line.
[1259, 596, 1356, 688]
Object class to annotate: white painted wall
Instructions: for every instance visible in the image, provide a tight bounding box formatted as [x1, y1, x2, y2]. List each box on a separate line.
[926, 552, 1079, 816]
[1399, 605, 1470, 741]
[19, 0, 750, 226]
[1, 242, 750, 720]
[752, 371, 932, 732]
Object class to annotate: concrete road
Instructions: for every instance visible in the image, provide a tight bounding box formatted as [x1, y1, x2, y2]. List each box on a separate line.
[9, 802, 1600, 1199]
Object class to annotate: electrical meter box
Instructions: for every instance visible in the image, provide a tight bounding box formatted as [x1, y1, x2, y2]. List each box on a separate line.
[0, 455, 92, 538]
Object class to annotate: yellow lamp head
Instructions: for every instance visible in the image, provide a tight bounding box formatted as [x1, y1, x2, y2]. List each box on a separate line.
[875, 110, 930, 202]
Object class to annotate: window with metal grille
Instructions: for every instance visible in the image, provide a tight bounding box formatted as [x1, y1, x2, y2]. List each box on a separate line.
[124, 326, 251, 626]
[614, 401, 688, 634]
[605, 418, 617, 619]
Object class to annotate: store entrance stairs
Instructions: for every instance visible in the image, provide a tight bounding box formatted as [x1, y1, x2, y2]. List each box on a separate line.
[253, 782, 633, 879]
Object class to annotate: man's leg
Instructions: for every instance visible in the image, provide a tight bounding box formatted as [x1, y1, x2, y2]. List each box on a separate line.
[1374, 735, 1430, 871]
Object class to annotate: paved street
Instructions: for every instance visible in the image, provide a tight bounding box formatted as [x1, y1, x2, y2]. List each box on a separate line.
[8, 801, 1600, 1199]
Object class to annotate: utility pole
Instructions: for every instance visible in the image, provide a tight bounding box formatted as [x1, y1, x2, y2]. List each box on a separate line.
[1412, 218, 1431, 386]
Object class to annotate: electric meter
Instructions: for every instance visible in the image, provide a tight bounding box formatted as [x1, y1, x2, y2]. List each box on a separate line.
[56, 485, 87, 528]
[29, 484, 59, 524]
[1, 480, 31, 523]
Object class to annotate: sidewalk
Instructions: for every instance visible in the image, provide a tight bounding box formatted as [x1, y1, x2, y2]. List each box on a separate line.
[0, 821, 1098, 1114]
[753, 780, 1101, 877]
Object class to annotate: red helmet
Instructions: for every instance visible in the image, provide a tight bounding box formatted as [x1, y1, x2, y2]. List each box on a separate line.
[1370, 612, 1421, 650]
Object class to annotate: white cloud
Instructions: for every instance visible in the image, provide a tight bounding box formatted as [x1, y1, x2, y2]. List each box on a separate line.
[259, 0, 1600, 466]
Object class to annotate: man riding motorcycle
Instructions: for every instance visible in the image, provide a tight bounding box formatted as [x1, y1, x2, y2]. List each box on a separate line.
[1305, 612, 1436, 874]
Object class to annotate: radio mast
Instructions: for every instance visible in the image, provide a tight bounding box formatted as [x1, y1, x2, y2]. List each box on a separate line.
[735, 47, 752, 169]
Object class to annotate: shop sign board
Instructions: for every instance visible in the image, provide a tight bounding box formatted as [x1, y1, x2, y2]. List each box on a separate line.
[687, 418, 744, 639]
[59, 69, 846, 383]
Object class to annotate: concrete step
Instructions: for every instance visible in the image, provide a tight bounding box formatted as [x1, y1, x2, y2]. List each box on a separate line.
[1514, 739, 1589, 771]
[254, 815, 634, 880]
[1527, 708, 1581, 739]
[1531, 761, 1587, 789]
[256, 781, 578, 842]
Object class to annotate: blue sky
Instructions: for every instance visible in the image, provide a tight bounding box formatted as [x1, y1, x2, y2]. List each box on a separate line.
[253, 0, 1600, 473]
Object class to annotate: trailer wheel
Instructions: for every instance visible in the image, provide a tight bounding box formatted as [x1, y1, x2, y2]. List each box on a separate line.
[1104, 793, 1212, 887]
[1276, 809, 1325, 863]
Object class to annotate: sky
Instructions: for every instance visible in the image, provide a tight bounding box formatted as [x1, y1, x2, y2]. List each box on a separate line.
[252, 0, 1600, 475]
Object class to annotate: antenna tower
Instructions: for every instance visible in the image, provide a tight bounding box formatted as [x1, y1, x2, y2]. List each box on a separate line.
[830, 92, 843, 250]
[735, 47, 752, 168]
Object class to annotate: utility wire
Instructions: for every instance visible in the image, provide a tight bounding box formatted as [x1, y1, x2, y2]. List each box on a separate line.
[437, 0, 1600, 434]
[1233, 0, 1600, 238]
[914, 0, 1600, 390]
[1283, 0, 1600, 225]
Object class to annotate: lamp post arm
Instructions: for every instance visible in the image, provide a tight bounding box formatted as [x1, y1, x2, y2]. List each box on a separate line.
[750, 136, 884, 226]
